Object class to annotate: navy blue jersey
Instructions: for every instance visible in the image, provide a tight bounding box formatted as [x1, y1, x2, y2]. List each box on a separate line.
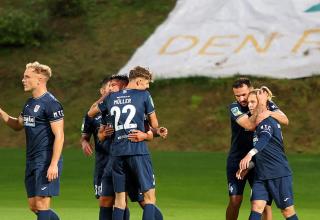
[253, 117, 292, 180]
[81, 112, 111, 166]
[98, 89, 155, 156]
[21, 92, 63, 163]
[228, 100, 279, 162]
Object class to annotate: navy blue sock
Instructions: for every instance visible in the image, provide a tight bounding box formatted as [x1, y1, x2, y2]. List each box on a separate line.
[49, 209, 60, 220]
[154, 205, 163, 220]
[249, 210, 262, 220]
[143, 204, 155, 220]
[113, 207, 125, 220]
[286, 214, 299, 220]
[99, 207, 113, 220]
[123, 208, 130, 220]
[37, 210, 51, 220]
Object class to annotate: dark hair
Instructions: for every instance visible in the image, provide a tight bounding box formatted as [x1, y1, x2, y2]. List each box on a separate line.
[129, 66, 152, 81]
[232, 77, 251, 88]
[100, 76, 110, 87]
[100, 74, 129, 88]
[109, 74, 129, 85]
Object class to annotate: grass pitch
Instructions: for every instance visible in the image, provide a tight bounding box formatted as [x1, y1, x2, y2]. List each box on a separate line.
[0, 148, 319, 220]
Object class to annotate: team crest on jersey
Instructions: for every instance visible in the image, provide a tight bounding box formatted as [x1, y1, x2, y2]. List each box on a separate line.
[34, 105, 40, 112]
[231, 107, 242, 116]
[23, 115, 35, 127]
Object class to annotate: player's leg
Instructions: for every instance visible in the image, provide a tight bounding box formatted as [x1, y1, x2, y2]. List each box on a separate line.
[269, 176, 298, 220]
[98, 158, 115, 220]
[129, 154, 159, 220]
[226, 164, 248, 220]
[138, 200, 163, 220]
[112, 156, 127, 220]
[250, 200, 267, 220]
[28, 197, 38, 214]
[281, 206, 298, 220]
[249, 180, 270, 220]
[247, 167, 273, 220]
[262, 204, 273, 220]
[34, 162, 62, 220]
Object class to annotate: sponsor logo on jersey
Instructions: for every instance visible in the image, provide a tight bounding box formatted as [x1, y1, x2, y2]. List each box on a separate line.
[23, 115, 35, 127]
[231, 107, 242, 116]
[34, 105, 40, 112]
[53, 110, 64, 118]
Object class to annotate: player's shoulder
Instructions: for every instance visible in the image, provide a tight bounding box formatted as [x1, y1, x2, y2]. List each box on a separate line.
[42, 92, 62, 105]
[229, 101, 245, 116]
[229, 101, 240, 109]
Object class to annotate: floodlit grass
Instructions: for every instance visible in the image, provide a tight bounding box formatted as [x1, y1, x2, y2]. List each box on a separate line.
[0, 148, 319, 219]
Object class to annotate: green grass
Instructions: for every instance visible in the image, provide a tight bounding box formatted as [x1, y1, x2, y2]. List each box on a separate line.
[0, 148, 319, 219]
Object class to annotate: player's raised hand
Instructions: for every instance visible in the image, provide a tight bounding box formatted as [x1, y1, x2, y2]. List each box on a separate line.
[239, 153, 252, 170]
[82, 140, 93, 156]
[128, 130, 147, 142]
[47, 164, 58, 182]
[157, 127, 168, 139]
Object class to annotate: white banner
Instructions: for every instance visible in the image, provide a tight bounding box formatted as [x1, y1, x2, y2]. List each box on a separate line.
[118, 0, 320, 79]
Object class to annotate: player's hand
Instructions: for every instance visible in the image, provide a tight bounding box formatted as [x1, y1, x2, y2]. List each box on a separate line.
[236, 168, 249, 180]
[157, 127, 168, 139]
[256, 110, 271, 125]
[257, 88, 268, 104]
[47, 164, 58, 182]
[99, 125, 114, 137]
[81, 141, 93, 156]
[128, 130, 147, 142]
[239, 154, 252, 170]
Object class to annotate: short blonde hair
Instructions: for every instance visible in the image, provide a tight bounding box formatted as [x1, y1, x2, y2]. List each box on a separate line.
[26, 61, 52, 78]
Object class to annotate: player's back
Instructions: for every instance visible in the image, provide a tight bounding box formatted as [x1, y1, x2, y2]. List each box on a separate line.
[105, 89, 155, 156]
[254, 117, 292, 180]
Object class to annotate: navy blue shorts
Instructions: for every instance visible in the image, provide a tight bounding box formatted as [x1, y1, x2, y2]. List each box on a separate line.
[112, 155, 155, 194]
[94, 155, 109, 198]
[227, 162, 254, 196]
[25, 160, 63, 198]
[251, 176, 294, 209]
[100, 158, 115, 197]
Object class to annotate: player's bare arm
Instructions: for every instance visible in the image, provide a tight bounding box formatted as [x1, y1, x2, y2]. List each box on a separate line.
[0, 108, 24, 131]
[147, 112, 159, 129]
[47, 119, 64, 182]
[128, 129, 153, 142]
[236, 114, 256, 131]
[80, 133, 94, 156]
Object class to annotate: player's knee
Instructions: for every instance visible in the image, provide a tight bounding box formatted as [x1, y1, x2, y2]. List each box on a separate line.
[228, 196, 242, 208]
[281, 206, 295, 218]
[143, 191, 156, 204]
[251, 201, 266, 213]
[35, 199, 50, 210]
[99, 196, 114, 207]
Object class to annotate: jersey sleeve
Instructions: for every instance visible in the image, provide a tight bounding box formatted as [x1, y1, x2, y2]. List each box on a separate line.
[144, 91, 155, 115]
[253, 120, 274, 152]
[267, 100, 279, 112]
[229, 103, 247, 122]
[101, 113, 113, 126]
[97, 95, 110, 114]
[81, 113, 94, 135]
[45, 100, 64, 122]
